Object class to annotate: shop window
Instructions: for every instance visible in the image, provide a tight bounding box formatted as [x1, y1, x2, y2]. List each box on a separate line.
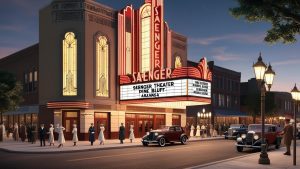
[32, 113, 38, 124]
[175, 56, 182, 68]
[63, 32, 77, 96]
[25, 114, 31, 124]
[140, 5, 151, 72]
[96, 35, 109, 97]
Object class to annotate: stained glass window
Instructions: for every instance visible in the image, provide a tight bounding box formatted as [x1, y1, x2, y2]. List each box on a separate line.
[63, 32, 77, 96]
[96, 36, 109, 97]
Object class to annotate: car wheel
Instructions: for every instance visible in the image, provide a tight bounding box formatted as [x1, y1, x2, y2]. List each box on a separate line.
[158, 137, 166, 147]
[181, 136, 187, 145]
[142, 142, 149, 146]
[236, 146, 243, 152]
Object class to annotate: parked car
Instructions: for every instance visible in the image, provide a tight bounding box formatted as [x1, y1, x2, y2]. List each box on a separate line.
[141, 125, 188, 147]
[235, 124, 282, 152]
[224, 124, 247, 139]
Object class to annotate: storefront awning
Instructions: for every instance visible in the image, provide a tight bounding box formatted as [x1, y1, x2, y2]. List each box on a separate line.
[2, 105, 39, 115]
[215, 109, 249, 117]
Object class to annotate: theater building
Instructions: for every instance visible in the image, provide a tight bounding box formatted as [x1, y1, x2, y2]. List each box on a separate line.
[0, 0, 212, 140]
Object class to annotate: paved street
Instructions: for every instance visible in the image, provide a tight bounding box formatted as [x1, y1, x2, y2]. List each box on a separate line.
[0, 139, 260, 169]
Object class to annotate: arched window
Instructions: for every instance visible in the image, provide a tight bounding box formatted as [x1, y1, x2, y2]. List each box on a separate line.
[63, 32, 77, 96]
[141, 5, 151, 72]
[175, 56, 182, 68]
[96, 35, 109, 97]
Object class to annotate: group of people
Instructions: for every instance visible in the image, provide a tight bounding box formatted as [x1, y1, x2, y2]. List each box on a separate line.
[188, 124, 218, 137]
[0, 122, 37, 143]
[87, 123, 135, 146]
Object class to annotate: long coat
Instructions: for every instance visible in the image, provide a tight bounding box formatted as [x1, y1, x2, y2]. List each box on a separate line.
[19, 125, 26, 141]
[72, 127, 78, 142]
[89, 126, 95, 142]
[48, 127, 54, 144]
[57, 126, 65, 144]
[283, 124, 293, 146]
[119, 126, 125, 140]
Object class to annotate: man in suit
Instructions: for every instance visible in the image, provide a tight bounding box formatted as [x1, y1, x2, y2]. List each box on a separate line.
[281, 119, 293, 155]
[39, 124, 47, 147]
[119, 123, 125, 144]
[89, 123, 95, 146]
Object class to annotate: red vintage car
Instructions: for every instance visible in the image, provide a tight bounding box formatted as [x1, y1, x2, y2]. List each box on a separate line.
[235, 124, 282, 152]
[141, 125, 188, 147]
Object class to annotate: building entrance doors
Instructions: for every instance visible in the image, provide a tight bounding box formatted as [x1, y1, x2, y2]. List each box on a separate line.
[62, 111, 79, 140]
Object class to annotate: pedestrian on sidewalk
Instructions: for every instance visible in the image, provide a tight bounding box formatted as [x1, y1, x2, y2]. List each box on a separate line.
[280, 119, 293, 156]
[72, 124, 78, 146]
[48, 124, 55, 146]
[88, 123, 95, 146]
[19, 123, 26, 142]
[26, 124, 31, 143]
[13, 123, 19, 141]
[1, 122, 6, 141]
[129, 125, 135, 143]
[57, 124, 65, 148]
[98, 124, 105, 145]
[30, 124, 36, 144]
[119, 123, 125, 144]
[39, 124, 47, 147]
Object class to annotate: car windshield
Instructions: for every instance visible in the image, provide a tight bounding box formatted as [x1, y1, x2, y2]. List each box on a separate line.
[230, 124, 242, 128]
[248, 125, 269, 132]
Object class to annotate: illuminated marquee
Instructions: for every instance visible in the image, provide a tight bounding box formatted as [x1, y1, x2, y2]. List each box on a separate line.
[120, 79, 211, 100]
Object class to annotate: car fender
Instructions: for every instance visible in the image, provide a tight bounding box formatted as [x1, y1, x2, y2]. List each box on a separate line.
[156, 135, 165, 141]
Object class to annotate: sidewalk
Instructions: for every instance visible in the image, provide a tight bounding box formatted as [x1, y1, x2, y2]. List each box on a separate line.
[0, 136, 223, 154]
[186, 140, 300, 169]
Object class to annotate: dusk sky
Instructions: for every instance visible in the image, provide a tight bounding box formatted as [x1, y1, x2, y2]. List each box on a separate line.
[0, 0, 299, 92]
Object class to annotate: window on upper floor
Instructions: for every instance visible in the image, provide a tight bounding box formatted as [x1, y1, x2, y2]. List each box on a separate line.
[96, 35, 109, 97]
[62, 32, 77, 96]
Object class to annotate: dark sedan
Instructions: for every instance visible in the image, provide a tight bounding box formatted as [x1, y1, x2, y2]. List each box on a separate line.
[142, 126, 188, 147]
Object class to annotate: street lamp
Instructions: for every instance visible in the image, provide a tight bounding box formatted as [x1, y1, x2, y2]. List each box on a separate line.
[253, 53, 275, 165]
[291, 84, 300, 166]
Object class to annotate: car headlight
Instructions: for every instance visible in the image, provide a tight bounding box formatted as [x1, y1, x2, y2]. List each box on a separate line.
[254, 134, 259, 140]
[233, 130, 236, 133]
[155, 132, 158, 136]
[241, 134, 246, 139]
[237, 137, 242, 142]
[146, 132, 150, 135]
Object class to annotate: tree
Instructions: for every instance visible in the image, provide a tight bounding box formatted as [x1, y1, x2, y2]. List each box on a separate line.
[0, 71, 23, 115]
[230, 0, 300, 43]
[245, 91, 276, 123]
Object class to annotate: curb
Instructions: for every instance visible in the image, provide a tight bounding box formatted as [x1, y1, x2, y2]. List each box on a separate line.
[0, 137, 224, 154]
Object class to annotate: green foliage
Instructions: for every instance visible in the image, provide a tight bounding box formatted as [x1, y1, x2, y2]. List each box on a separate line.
[245, 90, 277, 122]
[0, 71, 23, 113]
[230, 0, 300, 43]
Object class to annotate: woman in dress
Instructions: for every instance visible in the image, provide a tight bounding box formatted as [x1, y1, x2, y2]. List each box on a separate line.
[72, 124, 78, 146]
[57, 124, 65, 148]
[48, 124, 55, 146]
[129, 125, 135, 143]
[98, 124, 105, 145]
[13, 123, 19, 141]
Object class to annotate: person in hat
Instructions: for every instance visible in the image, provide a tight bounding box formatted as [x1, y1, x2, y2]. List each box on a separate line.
[48, 124, 55, 146]
[72, 124, 78, 146]
[39, 124, 47, 147]
[88, 123, 95, 146]
[280, 119, 293, 155]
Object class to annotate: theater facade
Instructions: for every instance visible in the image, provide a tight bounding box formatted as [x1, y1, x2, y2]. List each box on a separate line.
[0, 0, 212, 140]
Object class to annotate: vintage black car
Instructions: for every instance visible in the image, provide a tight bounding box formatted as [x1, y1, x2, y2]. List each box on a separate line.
[235, 124, 282, 152]
[224, 124, 247, 139]
[141, 126, 188, 147]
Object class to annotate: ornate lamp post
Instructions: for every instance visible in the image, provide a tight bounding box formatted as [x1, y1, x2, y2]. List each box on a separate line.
[290, 84, 300, 166]
[253, 53, 275, 165]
